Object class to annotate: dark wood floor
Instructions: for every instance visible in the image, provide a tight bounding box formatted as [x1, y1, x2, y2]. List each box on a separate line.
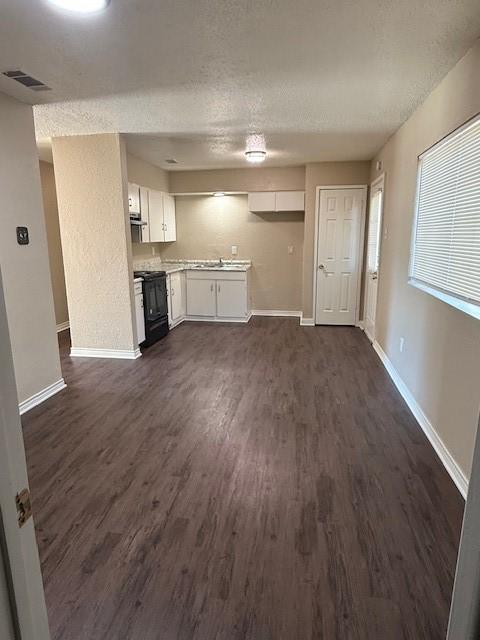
[22, 318, 463, 640]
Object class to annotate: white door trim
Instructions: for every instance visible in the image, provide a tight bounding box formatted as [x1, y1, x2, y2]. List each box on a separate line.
[313, 185, 367, 326]
[363, 173, 386, 341]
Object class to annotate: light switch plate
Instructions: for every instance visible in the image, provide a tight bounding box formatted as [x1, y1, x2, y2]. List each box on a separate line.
[288, 245, 294, 254]
[231, 245, 238, 255]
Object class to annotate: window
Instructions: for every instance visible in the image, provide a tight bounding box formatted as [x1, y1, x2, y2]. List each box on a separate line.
[409, 114, 480, 320]
[367, 187, 382, 273]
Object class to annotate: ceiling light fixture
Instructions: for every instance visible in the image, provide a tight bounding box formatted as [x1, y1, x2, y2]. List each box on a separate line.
[245, 150, 267, 164]
[213, 192, 226, 197]
[47, 0, 110, 13]
[245, 133, 267, 164]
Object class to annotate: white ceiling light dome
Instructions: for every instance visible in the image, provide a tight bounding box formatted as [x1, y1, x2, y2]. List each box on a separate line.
[245, 134, 267, 164]
[47, 0, 110, 13]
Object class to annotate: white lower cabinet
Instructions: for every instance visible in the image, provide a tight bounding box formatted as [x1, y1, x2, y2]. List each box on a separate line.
[134, 282, 145, 345]
[167, 271, 186, 327]
[186, 278, 216, 317]
[186, 270, 250, 321]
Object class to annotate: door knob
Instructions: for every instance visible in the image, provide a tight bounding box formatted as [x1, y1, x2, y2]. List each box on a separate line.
[318, 263, 327, 271]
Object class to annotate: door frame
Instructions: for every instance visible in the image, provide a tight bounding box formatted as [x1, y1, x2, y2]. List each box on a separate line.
[0, 266, 51, 640]
[313, 185, 368, 326]
[363, 173, 385, 341]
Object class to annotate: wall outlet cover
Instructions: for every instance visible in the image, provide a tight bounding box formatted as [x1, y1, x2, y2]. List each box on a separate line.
[231, 245, 238, 255]
[288, 245, 294, 254]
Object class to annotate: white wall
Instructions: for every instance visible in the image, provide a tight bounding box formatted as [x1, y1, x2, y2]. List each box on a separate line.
[371, 39, 480, 481]
[0, 92, 63, 405]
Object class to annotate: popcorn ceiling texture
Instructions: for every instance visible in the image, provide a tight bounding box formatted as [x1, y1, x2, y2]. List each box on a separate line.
[52, 134, 137, 352]
[19, 1, 479, 168]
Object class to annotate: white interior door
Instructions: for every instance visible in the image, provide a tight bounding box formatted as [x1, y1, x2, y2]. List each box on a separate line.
[364, 181, 383, 342]
[0, 267, 51, 640]
[315, 188, 364, 325]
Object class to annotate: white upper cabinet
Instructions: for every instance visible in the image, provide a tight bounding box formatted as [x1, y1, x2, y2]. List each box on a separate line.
[147, 189, 177, 243]
[163, 194, 177, 242]
[148, 189, 165, 242]
[248, 190, 305, 213]
[128, 182, 141, 214]
[248, 192, 276, 212]
[275, 191, 305, 211]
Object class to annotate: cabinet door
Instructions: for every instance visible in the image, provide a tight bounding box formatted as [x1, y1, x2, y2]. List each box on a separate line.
[170, 272, 183, 321]
[275, 191, 305, 211]
[248, 192, 276, 212]
[135, 293, 145, 344]
[139, 187, 150, 243]
[186, 279, 216, 316]
[163, 194, 176, 242]
[128, 183, 141, 214]
[216, 280, 247, 318]
[148, 189, 165, 242]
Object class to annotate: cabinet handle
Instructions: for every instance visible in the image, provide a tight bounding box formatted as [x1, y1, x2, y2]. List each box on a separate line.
[218, 284, 221, 292]
[210, 284, 214, 292]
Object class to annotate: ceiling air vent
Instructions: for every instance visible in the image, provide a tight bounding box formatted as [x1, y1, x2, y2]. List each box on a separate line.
[2, 70, 51, 92]
[165, 158, 178, 165]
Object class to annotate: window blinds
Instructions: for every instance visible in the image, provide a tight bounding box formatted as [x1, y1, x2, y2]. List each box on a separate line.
[410, 115, 480, 314]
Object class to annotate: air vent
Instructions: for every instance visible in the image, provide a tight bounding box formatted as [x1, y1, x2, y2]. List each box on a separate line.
[2, 70, 51, 92]
[165, 158, 178, 165]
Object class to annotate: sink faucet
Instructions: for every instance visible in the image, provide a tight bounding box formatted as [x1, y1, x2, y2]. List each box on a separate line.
[219, 257, 224, 265]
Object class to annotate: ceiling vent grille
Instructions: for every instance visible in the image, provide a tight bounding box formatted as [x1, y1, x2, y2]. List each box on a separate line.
[2, 70, 51, 92]
[165, 158, 178, 165]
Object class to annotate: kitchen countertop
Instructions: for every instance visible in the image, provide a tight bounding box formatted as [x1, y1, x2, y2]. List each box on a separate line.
[133, 259, 251, 278]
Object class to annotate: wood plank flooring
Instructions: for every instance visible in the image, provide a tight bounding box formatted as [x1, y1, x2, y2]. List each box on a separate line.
[21, 319, 464, 640]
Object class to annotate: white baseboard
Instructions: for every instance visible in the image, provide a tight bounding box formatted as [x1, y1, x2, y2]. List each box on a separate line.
[300, 315, 315, 326]
[373, 340, 468, 499]
[70, 347, 142, 360]
[19, 378, 66, 415]
[357, 320, 365, 330]
[185, 314, 251, 324]
[252, 309, 302, 318]
[56, 321, 70, 333]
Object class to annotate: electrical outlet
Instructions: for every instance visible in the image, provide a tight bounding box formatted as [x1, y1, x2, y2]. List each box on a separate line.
[231, 245, 238, 256]
[288, 245, 294, 254]
[399, 337, 405, 353]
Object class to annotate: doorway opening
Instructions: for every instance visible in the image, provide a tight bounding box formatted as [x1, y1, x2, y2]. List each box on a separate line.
[364, 174, 385, 342]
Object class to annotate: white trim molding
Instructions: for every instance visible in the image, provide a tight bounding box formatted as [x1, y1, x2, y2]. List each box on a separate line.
[19, 378, 66, 415]
[70, 347, 142, 360]
[300, 315, 315, 326]
[252, 309, 301, 318]
[373, 340, 468, 499]
[56, 321, 70, 333]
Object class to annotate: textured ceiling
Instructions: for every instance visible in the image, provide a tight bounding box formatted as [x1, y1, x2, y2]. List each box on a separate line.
[1, 0, 479, 169]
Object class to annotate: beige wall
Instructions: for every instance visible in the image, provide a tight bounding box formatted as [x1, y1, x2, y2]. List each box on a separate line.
[371, 40, 480, 479]
[302, 161, 371, 318]
[169, 166, 305, 193]
[39, 161, 69, 327]
[127, 152, 169, 192]
[52, 134, 137, 352]
[0, 92, 62, 404]
[159, 195, 304, 311]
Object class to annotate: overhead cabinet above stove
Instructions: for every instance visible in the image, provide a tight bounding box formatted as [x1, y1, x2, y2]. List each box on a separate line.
[128, 182, 176, 243]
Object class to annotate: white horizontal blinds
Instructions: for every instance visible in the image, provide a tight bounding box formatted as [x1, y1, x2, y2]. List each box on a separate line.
[367, 190, 382, 272]
[412, 116, 480, 305]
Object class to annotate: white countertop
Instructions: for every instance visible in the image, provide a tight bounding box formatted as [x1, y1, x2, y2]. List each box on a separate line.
[133, 259, 251, 278]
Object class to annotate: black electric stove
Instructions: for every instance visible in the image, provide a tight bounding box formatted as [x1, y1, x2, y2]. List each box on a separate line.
[134, 271, 169, 346]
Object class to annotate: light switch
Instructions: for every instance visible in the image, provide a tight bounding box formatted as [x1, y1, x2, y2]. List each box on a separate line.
[288, 245, 294, 254]
[231, 245, 238, 255]
[16, 226, 29, 245]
